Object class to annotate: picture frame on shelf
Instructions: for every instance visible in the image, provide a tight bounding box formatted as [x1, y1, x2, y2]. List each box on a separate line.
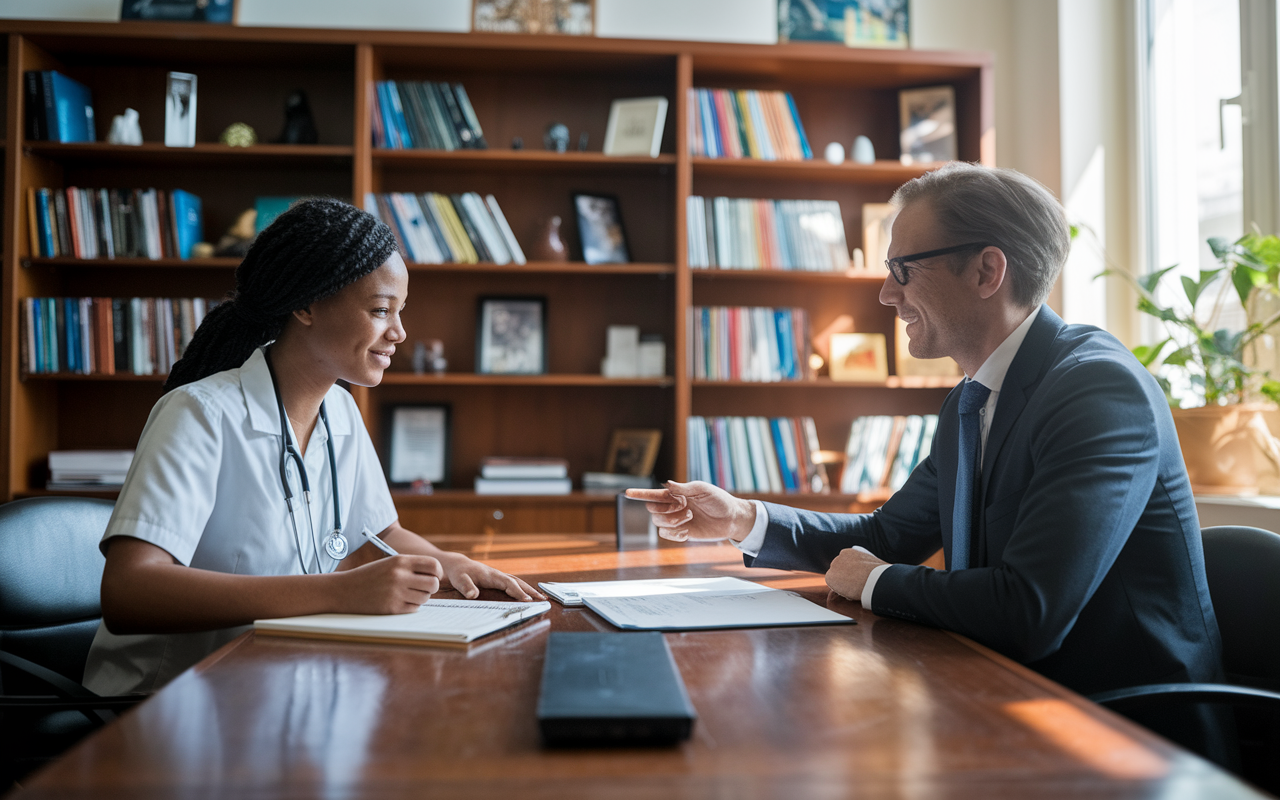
[476, 295, 547, 375]
[385, 403, 451, 489]
[122, 0, 235, 22]
[899, 85, 957, 165]
[605, 429, 662, 476]
[778, 0, 909, 49]
[603, 96, 669, 158]
[472, 0, 594, 36]
[164, 71, 197, 147]
[829, 333, 888, 382]
[573, 193, 630, 265]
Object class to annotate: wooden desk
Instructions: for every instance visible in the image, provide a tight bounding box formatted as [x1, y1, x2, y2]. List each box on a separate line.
[14, 535, 1266, 799]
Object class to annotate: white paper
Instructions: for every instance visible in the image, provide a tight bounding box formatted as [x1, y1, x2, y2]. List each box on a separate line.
[389, 406, 446, 483]
[539, 576, 772, 607]
[583, 590, 854, 631]
[255, 599, 550, 643]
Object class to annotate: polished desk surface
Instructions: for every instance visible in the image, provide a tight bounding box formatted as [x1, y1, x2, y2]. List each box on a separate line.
[15, 534, 1268, 799]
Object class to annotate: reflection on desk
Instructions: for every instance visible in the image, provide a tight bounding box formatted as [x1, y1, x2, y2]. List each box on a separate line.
[15, 534, 1265, 799]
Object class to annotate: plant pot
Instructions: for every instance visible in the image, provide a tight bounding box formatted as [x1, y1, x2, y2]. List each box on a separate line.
[1171, 403, 1280, 495]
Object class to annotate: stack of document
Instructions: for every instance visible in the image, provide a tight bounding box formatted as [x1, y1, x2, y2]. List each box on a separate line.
[255, 598, 551, 646]
[539, 577, 855, 631]
[475, 457, 571, 495]
[47, 449, 133, 490]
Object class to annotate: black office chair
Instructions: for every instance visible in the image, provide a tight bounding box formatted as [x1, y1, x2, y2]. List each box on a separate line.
[1090, 525, 1280, 792]
[0, 496, 144, 787]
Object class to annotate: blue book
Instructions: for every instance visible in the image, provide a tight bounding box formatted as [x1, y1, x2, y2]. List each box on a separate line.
[44, 71, 95, 143]
[784, 93, 812, 159]
[66, 298, 82, 373]
[375, 82, 398, 148]
[385, 82, 414, 149]
[29, 299, 43, 373]
[770, 418, 797, 492]
[170, 190, 204, 259]
[774, 309, 795, 379]
[254, 196, 299, 236]
[35, 189, 54, 257]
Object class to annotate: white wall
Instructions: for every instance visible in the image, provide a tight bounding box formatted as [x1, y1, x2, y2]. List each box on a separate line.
[0, 0, 115, 20]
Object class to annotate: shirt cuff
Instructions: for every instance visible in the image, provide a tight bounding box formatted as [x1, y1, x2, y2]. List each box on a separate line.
[861, 562, 892, 608]
[732, 500, 770, 558]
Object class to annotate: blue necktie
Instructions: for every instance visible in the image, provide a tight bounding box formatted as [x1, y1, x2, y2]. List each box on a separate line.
[951, 379, 991, 571]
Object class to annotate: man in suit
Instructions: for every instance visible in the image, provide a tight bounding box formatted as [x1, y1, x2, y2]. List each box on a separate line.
[630, 163, 1225, 755]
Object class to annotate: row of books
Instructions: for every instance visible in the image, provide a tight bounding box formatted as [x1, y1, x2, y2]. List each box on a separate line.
[688, 306, 813, 382]
[365, 192, 526, 265]
[686, 88, 812, 161]
[841, 415, 939, 494]
[686, 416, 827, 494]
[371, 80, 488, 150]
[27, 187, 204, 261]
[47, 449, 134, 490]
[24, 70, 95, 143]
[686, 196, 851, 271]
[22, 297, 218, 376]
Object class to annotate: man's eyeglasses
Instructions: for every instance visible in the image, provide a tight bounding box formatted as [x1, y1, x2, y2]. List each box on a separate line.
[885, 242, 993, 285]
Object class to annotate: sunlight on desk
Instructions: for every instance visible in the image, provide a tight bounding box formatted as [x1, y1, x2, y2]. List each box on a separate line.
[1005, 699, 1170, 780]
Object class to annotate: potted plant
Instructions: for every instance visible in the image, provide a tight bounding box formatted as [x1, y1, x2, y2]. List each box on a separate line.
[1112, 233, 1280, 493]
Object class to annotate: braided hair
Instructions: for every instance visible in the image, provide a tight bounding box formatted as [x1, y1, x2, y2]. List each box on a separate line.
[164, 198, 398, 393]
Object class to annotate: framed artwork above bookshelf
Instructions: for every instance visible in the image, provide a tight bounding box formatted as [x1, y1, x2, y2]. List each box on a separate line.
[0, 20, 993, 533]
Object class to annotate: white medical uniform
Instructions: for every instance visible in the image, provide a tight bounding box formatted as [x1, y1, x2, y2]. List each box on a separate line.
[83, 348, 399, 696]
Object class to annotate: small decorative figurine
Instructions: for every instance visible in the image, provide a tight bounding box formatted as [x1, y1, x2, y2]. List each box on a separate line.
[823, 141, 845, 165]
[107, 108, 143, 145]
[852, 135, 876, 164]
[544, 122, 570, 153]
[213, 209, 258, 258]
[219, 122, 258, 147]
[512, 136, 523, 150]
[190, 242, 215, 259]
[577, 131, 589, 151]
[529, 216, 568, 262]
[274, 90, 318, 144]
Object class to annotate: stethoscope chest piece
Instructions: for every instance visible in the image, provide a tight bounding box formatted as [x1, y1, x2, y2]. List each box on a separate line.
[324, 528, 349, 560]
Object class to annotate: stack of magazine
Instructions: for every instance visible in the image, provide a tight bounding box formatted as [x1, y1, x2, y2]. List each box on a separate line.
[841, 415, 939, 494]
[686, 196, 849, 271]
[47, 450, 133, 490]
[366, 191, 525, 265]
[475, 457, 571, 495]
[371, 80, 487, 150]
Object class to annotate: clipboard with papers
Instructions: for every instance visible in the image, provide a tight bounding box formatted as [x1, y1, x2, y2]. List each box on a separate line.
[539, 577, 855, 631]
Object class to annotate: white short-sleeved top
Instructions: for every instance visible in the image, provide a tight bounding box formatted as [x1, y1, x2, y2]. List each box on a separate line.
[83, 348, 400, 696]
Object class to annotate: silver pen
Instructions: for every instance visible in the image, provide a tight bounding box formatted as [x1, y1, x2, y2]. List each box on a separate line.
[360, 526, 400, 557]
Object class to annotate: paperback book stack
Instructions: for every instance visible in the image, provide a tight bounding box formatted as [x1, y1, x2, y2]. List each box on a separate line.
[688, 306, 813, 382]
[27, 187, 204, 260]
[47, 450, 134, 491]
[371, 80, 487, 150]
[840, 415, 939, 494]
[366, 192, 526, 265]
[686, 196, 850, 271]
[475, 457, 572, 495]
[24, 70, 95, 143]
[686, 416, 826, 494]
[22, 296, 218, 375]
[686, 88, 812, 160]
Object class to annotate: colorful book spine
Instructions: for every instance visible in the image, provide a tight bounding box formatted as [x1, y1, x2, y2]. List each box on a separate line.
[28, 188, 204, 261]
[688, 88, 811, 161]
[688, 306, 812, 382]
[368, 191, 523, 265]
[20, 297, 218, 376]
[686, 415, 823, 494]
[840, 415, 940, 494]
[685, 197, 849, 271]
[370, 80, 487, 151]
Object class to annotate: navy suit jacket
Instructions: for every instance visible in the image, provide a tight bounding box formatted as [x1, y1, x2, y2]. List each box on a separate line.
[750, 306, 1224, 696]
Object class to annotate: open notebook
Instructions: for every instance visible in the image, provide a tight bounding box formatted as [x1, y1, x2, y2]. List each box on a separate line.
[254, 599, 551, 646]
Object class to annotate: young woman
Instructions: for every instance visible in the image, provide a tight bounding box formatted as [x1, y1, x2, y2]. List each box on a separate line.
[84, 198, 543, 696]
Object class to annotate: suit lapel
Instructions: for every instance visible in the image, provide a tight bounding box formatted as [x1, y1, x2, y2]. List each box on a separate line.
[979, 305, 1066, 489]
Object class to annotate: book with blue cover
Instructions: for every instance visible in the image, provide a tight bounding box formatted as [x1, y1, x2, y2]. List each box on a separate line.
[27, 71, 95, 143]
[170, 190, 204, 260]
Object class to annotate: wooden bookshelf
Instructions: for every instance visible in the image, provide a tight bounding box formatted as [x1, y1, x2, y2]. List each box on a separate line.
[0, 20, 992, 532]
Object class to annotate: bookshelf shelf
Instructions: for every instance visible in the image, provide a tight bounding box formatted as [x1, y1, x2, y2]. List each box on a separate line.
[24, 256, 241, 269]
[407, 261, 675, 276]
[372, 149, 677, 172]
[391, 489, 621, 506]
[23, 141, 355, 167]
[691, 268, 887, 284]
[692, 377, 962, 389]
[380, 373, 675, 388]
[691, 157, 934, 184]
[21, 373, 166, 382]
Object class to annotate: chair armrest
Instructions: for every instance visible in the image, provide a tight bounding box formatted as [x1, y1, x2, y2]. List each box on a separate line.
[0, 650, 123, 726]
[1090, 682, 1280, 713]
[0, 695, 144, 712]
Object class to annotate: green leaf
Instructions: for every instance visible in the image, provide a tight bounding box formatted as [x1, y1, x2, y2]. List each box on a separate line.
[1208, 236, 1232, 260]
[1261, 380, 1280, 404]
[1162, 345, 1194, 367]
[1181, 270, 1222, 308]
[1137, 264, 1179, 294]
[1131, 338, 1172, 368]
[1231, 263, 1268, 307]
[1136, 296, 1179, 322]
[1069, 223, 1080, 240]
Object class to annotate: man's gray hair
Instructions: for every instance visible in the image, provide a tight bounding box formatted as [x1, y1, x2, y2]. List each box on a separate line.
[891, 163, 1070, 307]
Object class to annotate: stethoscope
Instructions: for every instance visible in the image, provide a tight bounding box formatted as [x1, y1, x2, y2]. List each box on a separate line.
[265, 350, 348, 574]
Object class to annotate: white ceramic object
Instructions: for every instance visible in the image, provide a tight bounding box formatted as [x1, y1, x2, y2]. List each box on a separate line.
[823, 141, 845, 165]
[107, 108, 143, 146]
[852, 135, 875, 164]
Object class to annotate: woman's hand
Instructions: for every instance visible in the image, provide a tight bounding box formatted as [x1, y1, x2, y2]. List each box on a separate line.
[436, 552, 545, 602]
[334, 554, 443, 614]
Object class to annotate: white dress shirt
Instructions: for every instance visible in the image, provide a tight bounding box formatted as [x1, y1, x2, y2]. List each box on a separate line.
[83, 348, 399, 696]
[733, 307, 1042, 607]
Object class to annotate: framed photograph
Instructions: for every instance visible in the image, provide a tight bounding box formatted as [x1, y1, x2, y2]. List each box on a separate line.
[473, 0, 594, 35]
[778, 0, 908, 48]
[385, 404, 451, 488]
[899, 85, 957, 165]
[829, 332, 888, 382]
[122, 0, 235, 22]
[604, 97, 669, 158]
[573, 193, 630, 265]
[476, 296, 547, 374]
[164, 71, 197, 148]
[605, 429, 662, 476]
